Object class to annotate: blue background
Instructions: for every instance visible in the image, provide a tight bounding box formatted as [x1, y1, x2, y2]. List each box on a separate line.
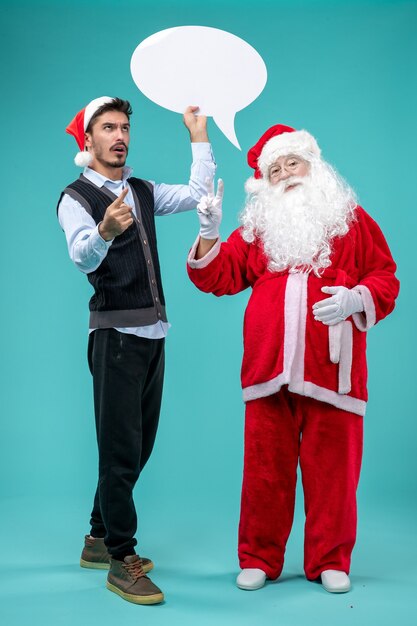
[1, 1, 416, 624]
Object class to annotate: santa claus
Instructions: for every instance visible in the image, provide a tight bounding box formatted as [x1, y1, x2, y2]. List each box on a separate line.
[187, 124, 399, 593]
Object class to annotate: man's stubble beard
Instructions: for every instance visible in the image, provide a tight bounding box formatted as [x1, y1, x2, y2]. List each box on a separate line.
[91, 142, 129, 169]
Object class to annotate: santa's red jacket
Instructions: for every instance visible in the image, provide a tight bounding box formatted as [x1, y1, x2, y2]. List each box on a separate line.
[187, 207, 399, 416]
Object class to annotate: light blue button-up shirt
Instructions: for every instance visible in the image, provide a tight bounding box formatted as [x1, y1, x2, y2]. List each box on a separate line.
[58, 142, 216, 338]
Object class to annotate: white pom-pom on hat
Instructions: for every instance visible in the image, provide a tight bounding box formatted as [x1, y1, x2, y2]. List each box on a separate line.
[66, 96, 114, 167]
[74, 151, 93, 167]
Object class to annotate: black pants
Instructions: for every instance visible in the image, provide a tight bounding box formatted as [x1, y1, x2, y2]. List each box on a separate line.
[87, 328, 165, 560]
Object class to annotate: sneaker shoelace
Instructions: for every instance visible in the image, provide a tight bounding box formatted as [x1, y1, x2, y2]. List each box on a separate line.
[123, 559, 145, 581]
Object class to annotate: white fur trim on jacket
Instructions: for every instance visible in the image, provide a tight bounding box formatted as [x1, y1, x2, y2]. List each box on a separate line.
[187, 235, 221, 269]
[352, 285, 376, 331]
[242, 272, 367, 416]
[243, 377, 366, 416]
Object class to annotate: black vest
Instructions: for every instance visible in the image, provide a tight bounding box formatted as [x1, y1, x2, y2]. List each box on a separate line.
[57, 175, 168, 328]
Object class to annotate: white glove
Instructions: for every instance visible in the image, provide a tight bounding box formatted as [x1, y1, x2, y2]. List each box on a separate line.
[313, 286, 364, 326]
[197, 177, 224, 239]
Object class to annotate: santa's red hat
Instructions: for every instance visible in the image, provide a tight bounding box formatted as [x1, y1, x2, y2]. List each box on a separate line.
[247, 124, 321, 180]
[66, 96, 114, 167]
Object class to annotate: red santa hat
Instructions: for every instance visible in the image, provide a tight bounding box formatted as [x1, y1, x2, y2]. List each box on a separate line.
[247, 124, 321, 180]
[66, 96, 114, 167]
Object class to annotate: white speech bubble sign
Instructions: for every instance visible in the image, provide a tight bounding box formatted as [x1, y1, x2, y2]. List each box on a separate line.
[130, 26, 267, 150]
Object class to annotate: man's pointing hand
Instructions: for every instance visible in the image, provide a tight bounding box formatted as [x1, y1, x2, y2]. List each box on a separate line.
[98, 187, 133, 241]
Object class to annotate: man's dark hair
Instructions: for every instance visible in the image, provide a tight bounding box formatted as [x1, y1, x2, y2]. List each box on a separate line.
[86, 98, 133, 132]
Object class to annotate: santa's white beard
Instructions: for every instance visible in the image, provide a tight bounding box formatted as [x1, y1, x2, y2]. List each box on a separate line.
[240, 160, 357, 275]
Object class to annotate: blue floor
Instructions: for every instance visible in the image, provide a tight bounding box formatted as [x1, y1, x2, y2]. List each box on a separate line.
[1, 495, 416, 626]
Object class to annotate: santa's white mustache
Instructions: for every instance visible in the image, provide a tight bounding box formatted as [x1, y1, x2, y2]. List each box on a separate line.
[275, 176, 306, 192]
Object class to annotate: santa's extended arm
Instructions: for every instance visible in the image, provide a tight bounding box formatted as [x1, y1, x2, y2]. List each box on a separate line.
[188, 178, 251, 296]
[188, 227, 251, 296]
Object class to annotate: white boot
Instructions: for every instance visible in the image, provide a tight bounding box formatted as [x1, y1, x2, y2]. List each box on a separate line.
[321, 570, 351, 593]
[236, 568, 267, 590]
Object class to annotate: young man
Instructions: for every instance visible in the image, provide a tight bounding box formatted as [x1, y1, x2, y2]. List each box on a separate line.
[58, 96, 215, 604]
[187, 124, 399, 594]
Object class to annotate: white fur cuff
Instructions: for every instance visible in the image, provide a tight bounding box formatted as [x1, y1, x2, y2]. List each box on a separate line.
[187, 235, 221, 269]
[352, 285, 376, 331]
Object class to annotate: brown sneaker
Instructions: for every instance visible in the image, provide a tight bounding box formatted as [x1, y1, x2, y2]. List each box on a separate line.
[106, 555, 164, 604]
[80, 536, 153, 573]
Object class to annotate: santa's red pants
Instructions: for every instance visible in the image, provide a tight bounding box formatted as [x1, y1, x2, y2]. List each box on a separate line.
[238, 388, 363, 580]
